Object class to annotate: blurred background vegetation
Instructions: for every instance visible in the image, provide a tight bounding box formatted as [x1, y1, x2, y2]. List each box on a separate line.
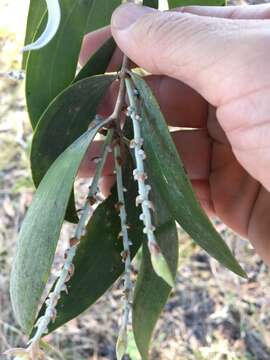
[1, 0, 270, 359]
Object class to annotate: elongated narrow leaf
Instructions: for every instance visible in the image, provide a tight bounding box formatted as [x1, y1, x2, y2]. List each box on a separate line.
[22, 1, 47, 69]
[168, 0, 226, 7]
[10, 124, 107, 334]
[26, 0, 94, 128]
[86, 0, 121, 33]
[143, 0, 159, 8]
[30, 75, 116, 222]
[34, 159, 143, 333]
[133, 182, 178, 360]
[75, 38, 116, 82]
[131, 73, 245, 278]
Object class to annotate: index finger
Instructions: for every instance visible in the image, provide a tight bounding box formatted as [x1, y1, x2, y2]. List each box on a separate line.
[176, 3, 270, 19]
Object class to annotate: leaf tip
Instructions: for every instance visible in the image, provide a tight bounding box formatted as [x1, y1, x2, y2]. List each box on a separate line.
[149, 244, 175, 287]
[234, 264, 248, 279]
[116, 328, 127, 360]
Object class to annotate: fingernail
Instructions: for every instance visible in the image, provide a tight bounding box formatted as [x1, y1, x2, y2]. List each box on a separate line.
[111, 4, 155, 31]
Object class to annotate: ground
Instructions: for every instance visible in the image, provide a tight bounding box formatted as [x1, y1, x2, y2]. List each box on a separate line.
[0, 1, 270, 359]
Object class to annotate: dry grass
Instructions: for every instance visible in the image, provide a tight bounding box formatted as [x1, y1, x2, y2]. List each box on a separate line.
[1, 1, 270, 359]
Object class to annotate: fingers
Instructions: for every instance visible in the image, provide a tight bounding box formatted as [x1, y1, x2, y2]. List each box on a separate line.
[145, 76, 207, 128]
[111, 4, 270, 107]
[99, 175, 116, 198]
[79, 128, 211, 181]
[79, 130, 212, 217]
[210, 143, 261, 237]
[248, 186, 270, 266]
[177, 4, 270, 20]
[79, 27, 111, 66]
[81, 4, 270, 76]
[97, 75, 207, 128]
[79, 140, 114, 178]
[79, 26, 123, 72]
[173, 129, 211, 180]
[191, 180, 214, 216]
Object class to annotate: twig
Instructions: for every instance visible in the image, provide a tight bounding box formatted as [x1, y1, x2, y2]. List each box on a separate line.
[125, 77, 174, 287]
[111, 55, 129, 122]
[108, 51, 134, 360]
[28, 130, 114, 347]
[114, 144, 133, 359]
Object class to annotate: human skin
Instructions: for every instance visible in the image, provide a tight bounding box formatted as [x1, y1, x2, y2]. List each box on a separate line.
[79, 4, 270, 266]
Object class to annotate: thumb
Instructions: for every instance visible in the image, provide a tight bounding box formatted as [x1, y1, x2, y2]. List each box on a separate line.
[111, 4, 270, 106]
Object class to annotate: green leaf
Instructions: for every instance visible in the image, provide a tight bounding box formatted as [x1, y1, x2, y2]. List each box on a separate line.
[22, 1, 47, 69]
[149, 244, 175, 288]
[133, 183, 179, 360]
[143, 0, 159, 8]
[131, 73, 246, 278]
[168, 0, 226, 7]
[75, 38, 116, 82]
[30, 75, 116, 222]
[85, 0, 121, 33]
[26, 0, 94, 128]
[10, 124, 107, 334]
[34, 158, 143, 333]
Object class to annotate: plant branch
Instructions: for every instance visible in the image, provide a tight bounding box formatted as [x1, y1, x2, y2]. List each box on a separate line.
[27, 48, 130, 352]
[114, 144, 133, 359]
[125, 78, 155, 241]
[125, 77, 174, 287]
[110, 55, 129, 122]
[28, 130, 114, 347]
[13, 44, 131, 358]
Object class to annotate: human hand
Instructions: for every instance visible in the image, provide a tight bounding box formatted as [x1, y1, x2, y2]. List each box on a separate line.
[79, 4, 270, 265]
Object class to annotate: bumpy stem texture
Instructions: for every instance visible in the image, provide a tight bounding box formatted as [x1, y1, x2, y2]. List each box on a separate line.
[125, 79, 155, 241]
[114, 143, 133, 358]
[29, 129, 114, 346]
[125, 77, 174, 287]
